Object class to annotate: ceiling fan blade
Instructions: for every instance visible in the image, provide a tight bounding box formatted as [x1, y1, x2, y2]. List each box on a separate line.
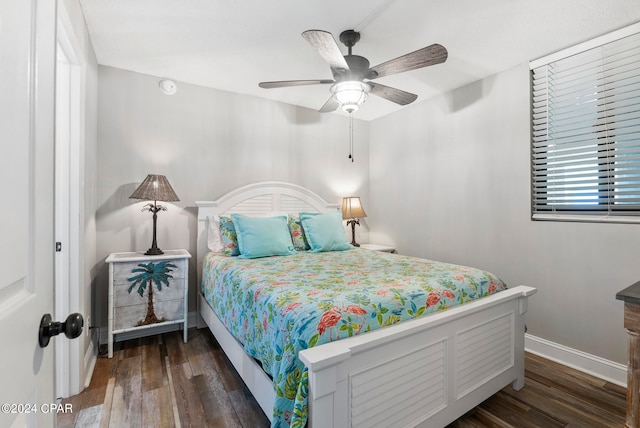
[369, 44, 448, 79]
[368, 82, 418, 105]
[319, 96, 339, 113]
[259, 79, 334, 89]
[302, 30, 350, 71]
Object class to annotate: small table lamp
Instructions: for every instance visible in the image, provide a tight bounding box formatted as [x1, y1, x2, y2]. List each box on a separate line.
[129, 174, 179, 255]
[342, 196, 367, 247]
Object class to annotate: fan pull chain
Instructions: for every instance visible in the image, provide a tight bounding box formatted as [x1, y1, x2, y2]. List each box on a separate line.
[349, 113, 354, 162]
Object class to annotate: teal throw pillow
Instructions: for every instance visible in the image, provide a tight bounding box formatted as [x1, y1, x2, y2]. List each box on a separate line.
[299, 211, 352, 253]
[231, 214, 296, 259]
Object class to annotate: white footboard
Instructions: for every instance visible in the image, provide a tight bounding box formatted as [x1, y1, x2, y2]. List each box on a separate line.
[299, 285, 536, 428]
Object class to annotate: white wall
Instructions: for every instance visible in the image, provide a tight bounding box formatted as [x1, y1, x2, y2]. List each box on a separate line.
[369, 63, 640, 365]
[95, 66, 369, 327]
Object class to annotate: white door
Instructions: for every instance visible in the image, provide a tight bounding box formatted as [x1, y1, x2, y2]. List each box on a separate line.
[55, 14, 83, 398]
[0, 0, 58, 427]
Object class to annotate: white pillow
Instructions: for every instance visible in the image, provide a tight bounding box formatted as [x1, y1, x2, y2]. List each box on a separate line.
[207, 215, 224, 253]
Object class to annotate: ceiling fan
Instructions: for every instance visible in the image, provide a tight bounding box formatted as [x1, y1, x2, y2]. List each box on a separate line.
[258, 29, 448, 113]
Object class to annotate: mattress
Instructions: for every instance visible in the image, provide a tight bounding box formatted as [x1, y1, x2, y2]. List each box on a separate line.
[201, 248, 506, 427]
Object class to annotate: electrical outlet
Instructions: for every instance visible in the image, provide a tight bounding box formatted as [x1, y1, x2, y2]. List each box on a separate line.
[85, 316, 91, 337]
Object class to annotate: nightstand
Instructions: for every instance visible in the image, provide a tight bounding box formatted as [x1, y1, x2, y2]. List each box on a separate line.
[105, 249, 191, 358]
[360, 243, 396, 253]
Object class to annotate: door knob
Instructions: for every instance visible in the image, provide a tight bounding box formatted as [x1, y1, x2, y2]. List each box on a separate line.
[38, 313, 84, 348]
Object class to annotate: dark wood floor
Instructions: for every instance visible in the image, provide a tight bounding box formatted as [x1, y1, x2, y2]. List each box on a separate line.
[58, 328, 627, 428]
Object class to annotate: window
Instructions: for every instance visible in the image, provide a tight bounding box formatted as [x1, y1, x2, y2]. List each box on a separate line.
[530, 24, 640, 222]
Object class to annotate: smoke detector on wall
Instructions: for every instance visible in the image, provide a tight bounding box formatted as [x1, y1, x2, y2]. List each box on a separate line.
[159, 79, 177, 95]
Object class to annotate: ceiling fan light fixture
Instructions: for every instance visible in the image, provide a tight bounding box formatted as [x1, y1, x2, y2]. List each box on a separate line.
[331, 81, 370, 113]
[259, 30, 447, 113]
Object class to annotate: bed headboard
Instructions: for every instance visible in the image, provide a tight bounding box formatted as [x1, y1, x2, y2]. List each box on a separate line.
[195, 181, 339, 286]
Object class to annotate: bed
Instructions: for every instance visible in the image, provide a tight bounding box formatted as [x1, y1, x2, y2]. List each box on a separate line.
[196, 181, 536, 428]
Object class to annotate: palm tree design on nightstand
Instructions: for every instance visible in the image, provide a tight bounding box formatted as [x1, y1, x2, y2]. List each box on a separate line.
[127, 260, 177, 326]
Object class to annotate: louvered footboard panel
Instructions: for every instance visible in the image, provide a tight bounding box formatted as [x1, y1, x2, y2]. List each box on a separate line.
[456, 313, 514, 399]
[350, 339, 447, 428]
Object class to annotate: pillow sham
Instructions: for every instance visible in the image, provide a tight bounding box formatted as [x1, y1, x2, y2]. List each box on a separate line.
[230, 213, 296, 259]
[219, 216, 240, 256]
[299, 211, 352, 252]
[207, 215, 224, 253]
[287, 215, 310, 251]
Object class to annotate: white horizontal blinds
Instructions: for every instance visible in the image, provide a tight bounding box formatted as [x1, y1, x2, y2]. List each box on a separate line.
[531, 30, 640, 215]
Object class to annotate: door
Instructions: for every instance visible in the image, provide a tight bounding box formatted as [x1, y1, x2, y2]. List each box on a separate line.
[0, 0, 57, 427]
[55, 13, 84, 398]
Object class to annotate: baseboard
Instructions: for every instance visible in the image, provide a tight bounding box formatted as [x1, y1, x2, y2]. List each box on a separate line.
[187, 310, 197, 328]
[83, 338, 97, 389]
[525, 333, 627, 387]
[99, 311, 198, 344]
[89, 320, 627, 388]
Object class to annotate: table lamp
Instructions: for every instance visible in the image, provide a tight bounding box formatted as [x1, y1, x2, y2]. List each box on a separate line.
[129, 174, 179, 255]
[341, 196, 367, 247]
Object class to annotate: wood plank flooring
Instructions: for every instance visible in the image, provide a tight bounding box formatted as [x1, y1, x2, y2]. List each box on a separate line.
[58, 328, 626, 427]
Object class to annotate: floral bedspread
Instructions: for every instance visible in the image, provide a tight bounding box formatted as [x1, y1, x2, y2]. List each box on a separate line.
[201, 248, 506, 427]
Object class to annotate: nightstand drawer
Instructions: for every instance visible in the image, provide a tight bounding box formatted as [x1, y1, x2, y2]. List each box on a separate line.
[113, 300, 184, 331]
[112, 259, 187, 285]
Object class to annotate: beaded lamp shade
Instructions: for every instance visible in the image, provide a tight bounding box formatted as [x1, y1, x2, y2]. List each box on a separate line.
[129, 174, 179, 202]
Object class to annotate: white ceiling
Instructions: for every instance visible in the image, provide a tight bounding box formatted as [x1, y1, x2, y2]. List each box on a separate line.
[79, 0, 640, 121]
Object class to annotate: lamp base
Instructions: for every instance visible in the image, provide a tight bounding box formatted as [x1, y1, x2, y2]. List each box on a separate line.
[145, 204, 164, 256]
[347, 219, 360, 247]
[145, 247, 164, 256]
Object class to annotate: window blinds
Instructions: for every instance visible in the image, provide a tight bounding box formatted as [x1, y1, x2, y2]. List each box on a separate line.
[531, 29, 640, 220]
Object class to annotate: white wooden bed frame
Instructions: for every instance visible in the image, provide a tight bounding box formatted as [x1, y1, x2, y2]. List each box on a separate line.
[195, 181, 536, 428]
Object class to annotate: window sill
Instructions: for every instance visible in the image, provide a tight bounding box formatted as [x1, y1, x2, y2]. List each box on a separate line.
[532, 213, 640, 224]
